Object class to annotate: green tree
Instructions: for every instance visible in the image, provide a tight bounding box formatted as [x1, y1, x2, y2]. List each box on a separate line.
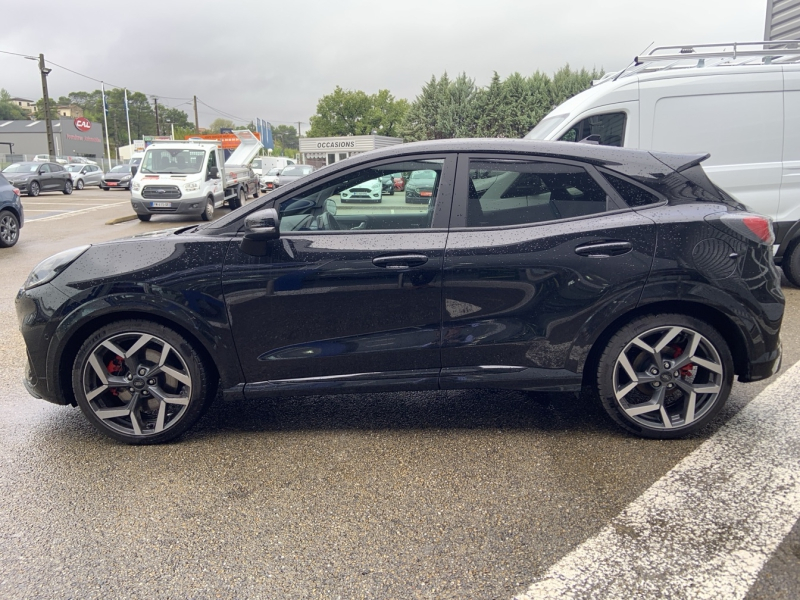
[0, 89, 30, 120]
[550, 65, 603, 108]
[272, 124, 298, 149]
[401, 73, 452, 141]
[306, 87, 408, 137]
[208, 118, 237, 132]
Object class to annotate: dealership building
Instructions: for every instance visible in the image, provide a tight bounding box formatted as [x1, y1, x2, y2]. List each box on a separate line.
[298, 134, 403, 168]
[0, 117, 104, 160]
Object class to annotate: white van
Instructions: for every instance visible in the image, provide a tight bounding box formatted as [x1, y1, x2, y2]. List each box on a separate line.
[250, 156, 295, 177]
[526, 41, 800, 282]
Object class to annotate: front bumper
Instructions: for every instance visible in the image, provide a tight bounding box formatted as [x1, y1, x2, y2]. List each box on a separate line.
[131, 197, 207, 216]
[102, 180, 131, 189]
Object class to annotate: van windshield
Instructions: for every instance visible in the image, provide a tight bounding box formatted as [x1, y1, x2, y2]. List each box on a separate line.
[141, 148, 206, 174]
[524, 115, 568, 140]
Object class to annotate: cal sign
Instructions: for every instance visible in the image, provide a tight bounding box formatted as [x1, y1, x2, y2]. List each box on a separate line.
[74, 118, 92, 132]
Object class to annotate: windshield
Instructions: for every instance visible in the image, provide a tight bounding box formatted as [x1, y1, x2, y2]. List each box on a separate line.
[251, 159, 262, 169]
[111, 165, 132, 173]
[409, 170, 436, 181]
[140, 148, 205, 174]
[281, 165, 312, 176]
[66, 165, 84, 172]
[266, 168, 281, 176]
[524, 114, 569, 140]
[3, 163, 37, 173]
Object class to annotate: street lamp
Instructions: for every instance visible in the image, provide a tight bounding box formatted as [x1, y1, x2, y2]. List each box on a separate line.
[25, 54, 55, 158]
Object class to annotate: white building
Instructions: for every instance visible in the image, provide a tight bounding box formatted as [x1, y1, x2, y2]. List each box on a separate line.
[299, 134, 403, 168]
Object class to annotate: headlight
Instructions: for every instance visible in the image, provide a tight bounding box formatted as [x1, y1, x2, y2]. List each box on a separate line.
[24, 245, 90, 290]
[120, 175, 131, 182]
[132, 182, 141, 191]
[185, 182, 199, 191]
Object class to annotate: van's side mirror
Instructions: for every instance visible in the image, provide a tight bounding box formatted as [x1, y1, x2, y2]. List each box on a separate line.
[131, 165, 138, 176]
[208, 166, 219, 180]
[241, 208, 280, 256]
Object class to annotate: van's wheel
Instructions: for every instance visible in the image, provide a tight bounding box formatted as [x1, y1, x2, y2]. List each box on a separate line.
[201, 196, 214, 221]
[137, 214, 151, 222]
[71, 319, 215, 444]
[596, 313, 733, 439]
[782, 240, 800, 287]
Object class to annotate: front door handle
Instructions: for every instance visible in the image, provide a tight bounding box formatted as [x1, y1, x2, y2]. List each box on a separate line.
[372, 254, 429, 270]
[574, 241, 633, 257]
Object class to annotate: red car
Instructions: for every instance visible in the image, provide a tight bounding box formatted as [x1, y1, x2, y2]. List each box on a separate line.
[392, 173, 405, 191]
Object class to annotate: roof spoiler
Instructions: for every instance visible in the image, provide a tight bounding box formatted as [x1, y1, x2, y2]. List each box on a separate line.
[649, 151, 711, 173]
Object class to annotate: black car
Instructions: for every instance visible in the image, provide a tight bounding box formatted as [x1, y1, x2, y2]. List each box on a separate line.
[2, 161, 73, 196]
[101, 164, 133, 190]
[404, 169, 437, 203]
[16, 139, 783, 444]
[0, 173, 24, 247]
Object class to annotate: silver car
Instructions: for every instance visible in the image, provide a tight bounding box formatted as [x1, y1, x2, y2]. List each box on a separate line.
[274, 164, 314, 188]
[66, 164, 103, 190]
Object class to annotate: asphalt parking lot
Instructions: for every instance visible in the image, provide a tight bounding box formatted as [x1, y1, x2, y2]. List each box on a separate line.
[0, 188, 799, 599]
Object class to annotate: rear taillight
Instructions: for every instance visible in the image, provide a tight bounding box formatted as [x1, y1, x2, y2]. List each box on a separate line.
[707, 213, 775, 245]
[12, 188, 20, 198]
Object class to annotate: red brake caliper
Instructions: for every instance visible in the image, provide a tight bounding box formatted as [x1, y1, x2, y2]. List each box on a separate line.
[107, 356, 124, 396]
[671, 346, 694, 378]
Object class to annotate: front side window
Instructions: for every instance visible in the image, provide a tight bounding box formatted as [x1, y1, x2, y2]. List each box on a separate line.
[464, 159, 611, 228]
[278, 159, 444, 232]
[559, 112, 626, 147]
[39, 164, 51, 173]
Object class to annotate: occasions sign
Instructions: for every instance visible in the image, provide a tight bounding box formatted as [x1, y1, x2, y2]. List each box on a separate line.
[74, 117, 92, 132]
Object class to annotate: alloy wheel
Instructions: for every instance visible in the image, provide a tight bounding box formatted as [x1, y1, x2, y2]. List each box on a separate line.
[612, 325, 724, 431]
[0, 214, 18, 245]
[80, 331, 194, 437]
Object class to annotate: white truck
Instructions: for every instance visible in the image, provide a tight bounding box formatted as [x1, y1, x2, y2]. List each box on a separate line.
[130, 130, 262, 222]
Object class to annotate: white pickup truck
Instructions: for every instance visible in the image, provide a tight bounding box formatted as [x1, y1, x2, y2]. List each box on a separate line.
[129, 130, 262, 222]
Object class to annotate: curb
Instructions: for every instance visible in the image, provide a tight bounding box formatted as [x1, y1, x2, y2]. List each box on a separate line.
[106, 214, 139, 225]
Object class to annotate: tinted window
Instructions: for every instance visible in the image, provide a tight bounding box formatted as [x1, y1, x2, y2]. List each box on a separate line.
[603, 171, 661, 207]
[278, 159, 443, 232]
[559, 112, 626, 147]
[39, 164, 51, 173]
[49, 164, 64, 172]
[465, 160, 611, 227]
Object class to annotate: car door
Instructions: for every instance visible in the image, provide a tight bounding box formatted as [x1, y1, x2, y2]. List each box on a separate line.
[36, 163, 53, 190]
[90, 165, 103, 186]
[222, 154, 456, 395]
[440, 154, 656, 391]
[48, 163, 66, 190]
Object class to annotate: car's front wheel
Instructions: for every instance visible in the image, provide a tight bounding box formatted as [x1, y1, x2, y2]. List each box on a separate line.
[28, 181, 40, 197]
[72, 320, 214, 444]
[596, 314, 733, 439]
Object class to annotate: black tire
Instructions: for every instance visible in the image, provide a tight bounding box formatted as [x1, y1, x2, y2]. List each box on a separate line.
[28, 181, 40, 197]
[76, 179, 85, 190]
[101, 187, 109, 191]
[389, 188, 394, 196]
[63, 180, 73, 195]
[0, 210, 20, 248]
[71, 319, 215, 445]
[137, 214, 152, 222]
[596, 313, 733, 439]
[201, 196, 214, 221]
[782, 239, 800, 287]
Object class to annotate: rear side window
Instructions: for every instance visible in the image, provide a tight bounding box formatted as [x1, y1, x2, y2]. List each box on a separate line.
[559, 112, 626, 147]
[465, 159, 611, 227]
[602, 171, 662, 207]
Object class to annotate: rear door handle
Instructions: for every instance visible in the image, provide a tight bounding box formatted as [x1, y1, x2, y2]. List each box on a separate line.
[372, 254, 429, 269]
[574, 241, 633, 257]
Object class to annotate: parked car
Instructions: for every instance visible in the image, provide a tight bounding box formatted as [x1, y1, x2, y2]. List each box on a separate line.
[68, 157, 99, 166]
[260, 167, 282, 191]
[252, 156, 296, 177]
[2, 161, 73, 196]
[66, 164, 103, 190]
[16, 139, 783, 445]
[33, 154, 68, 165]
[340, 177, 383, 203]
[380, 174, 395, 195]
[101, 164, 133, 190]
[393, 173, 406, 192]
[274, 164, 314, 188]
[0, 173, 23, 248]
[404, 169, 437, 204]
[524, 41, 800, 284]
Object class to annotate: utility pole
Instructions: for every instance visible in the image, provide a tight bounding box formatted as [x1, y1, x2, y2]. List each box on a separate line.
[153, 98, 160, 135]
[37, 54, 56, 159]
[297, 121, 301, 138]
[193, 95, 199, 133]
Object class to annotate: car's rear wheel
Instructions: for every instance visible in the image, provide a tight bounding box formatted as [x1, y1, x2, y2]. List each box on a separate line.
[201, 196, 214, 221]
[0, 210, 20, 248]
[28, 181, 40, 197]
[137, 214, 152, 222]
[63, 180, 73, 195]
[72, 320, 214, 444]
[76, 179, 84, 190]
[596, 314, 733, 439]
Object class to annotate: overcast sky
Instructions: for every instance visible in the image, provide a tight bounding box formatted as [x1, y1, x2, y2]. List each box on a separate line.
[1, 0, 767, 130]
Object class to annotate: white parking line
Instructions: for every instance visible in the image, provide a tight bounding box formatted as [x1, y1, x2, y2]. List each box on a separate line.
[26, 203, 130, 222]
[516, 361, 800, 600]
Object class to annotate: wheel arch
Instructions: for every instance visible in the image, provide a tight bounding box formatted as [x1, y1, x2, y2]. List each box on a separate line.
[580, 300, 749, 388]
[54, 309, 224, 407]
[0, 204, 22, 224]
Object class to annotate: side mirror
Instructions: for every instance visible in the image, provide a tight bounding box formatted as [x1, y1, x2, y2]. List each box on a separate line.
[209, 166, 219, 180]
[131, 165, 138, 176]
[241, 208, 280, 256]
